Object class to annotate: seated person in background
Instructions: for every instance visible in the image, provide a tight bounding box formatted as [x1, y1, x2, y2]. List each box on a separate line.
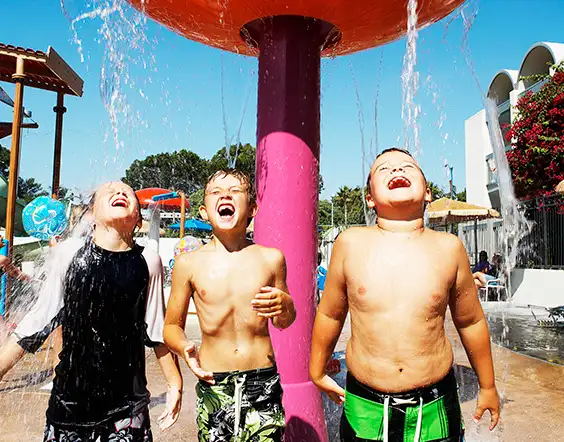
[472, 250, 491, 274]
[474, 254, 503, 289]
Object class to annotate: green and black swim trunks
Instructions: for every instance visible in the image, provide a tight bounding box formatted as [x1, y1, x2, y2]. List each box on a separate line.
[196, 365, 285, 442]
[341, 368, 464, 442]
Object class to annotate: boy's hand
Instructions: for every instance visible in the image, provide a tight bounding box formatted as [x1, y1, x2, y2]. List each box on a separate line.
[183, 342, 214, 384]
[474, 386, 500, 430]
[312, 374, 345, 406]
[158, 386, 182, 431]
[252, 286, 291, 318]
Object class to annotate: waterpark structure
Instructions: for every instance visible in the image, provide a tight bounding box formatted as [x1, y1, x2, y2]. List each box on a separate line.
[0, 43, 83, 312]
[126, 1, 466, 439]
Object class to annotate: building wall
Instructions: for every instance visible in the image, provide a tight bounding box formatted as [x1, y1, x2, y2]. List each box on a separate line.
[464, 110, 492, 207]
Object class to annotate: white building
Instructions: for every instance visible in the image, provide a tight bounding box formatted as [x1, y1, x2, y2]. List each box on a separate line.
[465, 42, 564, 210]
[463, 42, 564, 307]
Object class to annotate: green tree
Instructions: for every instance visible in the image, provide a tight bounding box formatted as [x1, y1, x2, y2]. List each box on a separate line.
[456, 188, 466, 202]
[188, 189, 204, 218]
[123, 149, 209, 194]
[0, 144, 10, 177]
[208, 144, 256, 183]
[427, 181, 446, 201]
[18, 177, 47, 203]
[334, 186, 365, 226]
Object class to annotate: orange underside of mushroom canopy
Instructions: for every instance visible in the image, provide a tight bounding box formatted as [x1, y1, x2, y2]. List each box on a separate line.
[135, 188, 186, 208]
[128, 0, 465, 57]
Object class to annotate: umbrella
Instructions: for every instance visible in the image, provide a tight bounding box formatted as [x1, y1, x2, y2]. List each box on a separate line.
[556, 180, 564, 194]
[169, 218, 212, 232]
[427, 198, 501, 264]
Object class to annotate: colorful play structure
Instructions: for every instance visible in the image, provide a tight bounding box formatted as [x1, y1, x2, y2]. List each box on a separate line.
[0, 44, 83, 315]
[126, 1, 466, 439]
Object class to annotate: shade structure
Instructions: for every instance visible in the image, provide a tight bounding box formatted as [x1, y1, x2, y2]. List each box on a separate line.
[128, 0, 464, 57]
[135, 188, 185, 208]
[427, 198, 501, 224]
[556, 180, 564, 194]
[427, 198, 501, 266]
[168, 218, 212, 232]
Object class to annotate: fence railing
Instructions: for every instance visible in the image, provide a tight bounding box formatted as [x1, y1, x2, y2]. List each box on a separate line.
[517, 193, 564, 268]
[458, 193, 564, 269]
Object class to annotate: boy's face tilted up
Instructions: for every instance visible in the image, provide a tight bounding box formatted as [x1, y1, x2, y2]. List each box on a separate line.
[366, 150, 431, 213]
[201, 174, 256, 233]
[93, 182, 141, 231]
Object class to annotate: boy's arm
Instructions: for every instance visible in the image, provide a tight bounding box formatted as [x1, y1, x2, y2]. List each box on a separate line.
[449, 238, 500, 430]
[309, 234, 349, 405]
[153, 344, 182, 431]
[0, 256, 29, 281]
[254, 250, 295, 330]
[164, 254, 213, 383]
[0, 336, 26, 381]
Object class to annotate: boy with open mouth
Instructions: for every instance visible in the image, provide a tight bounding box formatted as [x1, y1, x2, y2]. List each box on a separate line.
[164, 169, 296, 442]
[310, 148, 500, 442]
[0, 181, 183, 441]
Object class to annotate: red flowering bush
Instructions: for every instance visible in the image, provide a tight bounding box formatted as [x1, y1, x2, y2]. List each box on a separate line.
[505, 62, 564, 199]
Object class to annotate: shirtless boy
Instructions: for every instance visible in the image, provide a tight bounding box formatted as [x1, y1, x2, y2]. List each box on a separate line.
[164, 169, 296, 442]
[310, 148, 500, 442]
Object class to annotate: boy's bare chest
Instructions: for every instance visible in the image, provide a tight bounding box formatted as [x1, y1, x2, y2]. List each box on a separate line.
[345, 244, 456, 313]
[192, 253, 273, 304]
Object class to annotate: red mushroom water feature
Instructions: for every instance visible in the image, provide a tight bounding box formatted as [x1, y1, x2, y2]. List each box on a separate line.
[136, 188, 188, 248]
[127, 1, 465, 439]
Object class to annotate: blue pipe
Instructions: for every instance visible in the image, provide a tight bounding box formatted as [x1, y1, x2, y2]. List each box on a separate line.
[152, 192, 179, 202]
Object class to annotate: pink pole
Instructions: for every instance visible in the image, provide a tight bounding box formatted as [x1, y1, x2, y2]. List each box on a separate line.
[251, 16, 335, 442]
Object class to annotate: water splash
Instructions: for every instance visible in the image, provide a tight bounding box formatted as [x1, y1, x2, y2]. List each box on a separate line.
[401, 0, 421, 156]
[60, 0, 158, 174]
[483, 99, 532, 293]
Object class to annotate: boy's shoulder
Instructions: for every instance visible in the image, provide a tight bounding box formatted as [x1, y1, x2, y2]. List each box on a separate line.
[334, 226, 377, 245]
[424, 229, 466, 253]
[250, 243, 285, 265]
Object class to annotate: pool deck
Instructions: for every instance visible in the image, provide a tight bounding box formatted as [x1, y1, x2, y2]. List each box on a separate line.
[1, 314, 563, 441]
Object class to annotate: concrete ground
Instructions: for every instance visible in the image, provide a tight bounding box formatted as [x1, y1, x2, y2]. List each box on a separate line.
[1, 314, 563, 441]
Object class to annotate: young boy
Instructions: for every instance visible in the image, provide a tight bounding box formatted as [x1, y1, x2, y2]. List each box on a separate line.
[164, 169, 296, 442]
[0, 182, 182, 441]
[310, 148, 500, 442]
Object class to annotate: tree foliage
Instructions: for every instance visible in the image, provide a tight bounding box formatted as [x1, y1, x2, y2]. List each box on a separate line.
[506, 62, 564, 199]
[123, 149, 209, 195]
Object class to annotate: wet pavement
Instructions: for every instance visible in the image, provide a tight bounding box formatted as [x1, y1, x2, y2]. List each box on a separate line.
[1, 313, 564, 441]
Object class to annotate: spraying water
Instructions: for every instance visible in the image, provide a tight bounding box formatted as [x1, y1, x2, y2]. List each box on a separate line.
[401, 0, 421, 156]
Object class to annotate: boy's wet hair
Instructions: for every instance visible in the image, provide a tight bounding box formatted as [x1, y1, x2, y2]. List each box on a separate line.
[205, 168, 256, 203]
[366, 147, 426, 191]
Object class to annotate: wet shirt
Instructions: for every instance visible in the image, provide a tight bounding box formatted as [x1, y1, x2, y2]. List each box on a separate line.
[14, 238, 166, 427]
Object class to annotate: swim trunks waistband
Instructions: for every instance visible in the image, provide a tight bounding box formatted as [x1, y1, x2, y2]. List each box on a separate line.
[346, 368, 457, 405]
[211, 365, 278, 383]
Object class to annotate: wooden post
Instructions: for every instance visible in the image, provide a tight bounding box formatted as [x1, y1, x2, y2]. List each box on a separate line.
[180, 192, 186, 238]
[5, 57, 25, 261]
[51, 92, 66, 199]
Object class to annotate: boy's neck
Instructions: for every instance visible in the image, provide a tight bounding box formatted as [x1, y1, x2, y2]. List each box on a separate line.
[377, 216, 425, 235]
[212, 230, 251, 252]
[93, 226, 134, 251]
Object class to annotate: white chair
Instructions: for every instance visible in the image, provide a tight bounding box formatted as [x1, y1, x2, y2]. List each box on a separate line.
[480, 278, 506, 301]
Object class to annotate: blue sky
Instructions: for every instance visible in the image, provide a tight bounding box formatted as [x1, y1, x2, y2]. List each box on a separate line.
[1, 0, 563, 200]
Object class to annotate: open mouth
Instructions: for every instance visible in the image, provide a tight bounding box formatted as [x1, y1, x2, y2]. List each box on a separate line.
[217, 202, 235, 219]
[388, 176, 411, 190]
[111, 197, 129, 208]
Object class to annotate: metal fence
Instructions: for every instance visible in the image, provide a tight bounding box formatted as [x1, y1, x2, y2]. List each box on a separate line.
[517, 193, 564, 268]
[458, 193, 564, 269]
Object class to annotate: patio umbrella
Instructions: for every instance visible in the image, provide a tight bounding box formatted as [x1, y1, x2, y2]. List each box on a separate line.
[169, 218, 212, 232]
[556, 180, 564, 194]
[427, 198, 501, 264]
